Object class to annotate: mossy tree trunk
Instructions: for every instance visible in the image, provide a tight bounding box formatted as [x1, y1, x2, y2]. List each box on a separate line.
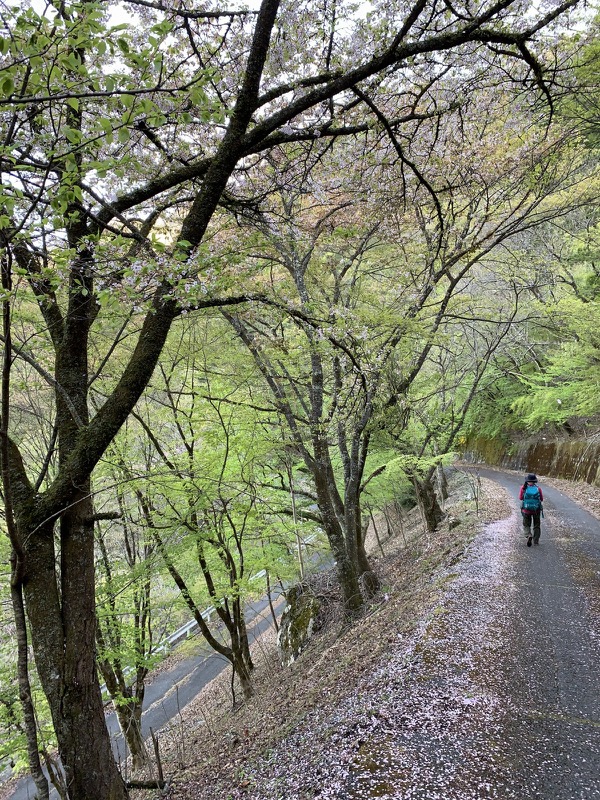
[414, 475, 445, 533]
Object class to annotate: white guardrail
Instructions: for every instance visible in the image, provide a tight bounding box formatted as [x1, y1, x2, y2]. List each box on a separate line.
[101, 540, 317, 698]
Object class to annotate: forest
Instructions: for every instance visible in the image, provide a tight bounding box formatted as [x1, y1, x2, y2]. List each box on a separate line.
[0, 0, 599, 796]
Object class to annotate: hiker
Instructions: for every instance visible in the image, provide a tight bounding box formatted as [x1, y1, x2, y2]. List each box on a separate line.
[520, 473, 544, 547]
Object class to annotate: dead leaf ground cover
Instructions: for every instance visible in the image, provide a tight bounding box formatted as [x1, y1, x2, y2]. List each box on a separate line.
[129, 470, 512, 799]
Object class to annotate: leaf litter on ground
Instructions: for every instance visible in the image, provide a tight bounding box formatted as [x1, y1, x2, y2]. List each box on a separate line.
[131, 469, 516, 800]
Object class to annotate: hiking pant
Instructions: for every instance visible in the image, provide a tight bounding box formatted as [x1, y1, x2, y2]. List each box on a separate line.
[522, 511, 541, 542]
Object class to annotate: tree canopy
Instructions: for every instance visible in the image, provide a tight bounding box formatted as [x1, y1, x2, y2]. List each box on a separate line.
[0, 0, 597, 796]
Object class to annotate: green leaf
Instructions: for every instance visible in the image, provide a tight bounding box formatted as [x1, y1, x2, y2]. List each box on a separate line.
[64, 127, 82, 144]
[0, 75, 14, 97]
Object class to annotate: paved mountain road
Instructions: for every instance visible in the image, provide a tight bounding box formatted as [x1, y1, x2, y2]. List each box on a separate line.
[119, 593, 286, 759]
[327, 467, 600, 799]
[468, 468, 600, 799]
[165, 468, 600, 800]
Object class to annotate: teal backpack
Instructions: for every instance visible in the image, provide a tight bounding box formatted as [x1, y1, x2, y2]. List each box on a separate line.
[522, 484, 541, 511]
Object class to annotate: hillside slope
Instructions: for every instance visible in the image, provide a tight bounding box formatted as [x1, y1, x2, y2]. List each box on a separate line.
[133, 468, 600, 799]
[134, 471, 503, 798]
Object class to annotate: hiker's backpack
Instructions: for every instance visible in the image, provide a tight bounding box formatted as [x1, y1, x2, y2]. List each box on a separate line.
[522, 484, 541, 511]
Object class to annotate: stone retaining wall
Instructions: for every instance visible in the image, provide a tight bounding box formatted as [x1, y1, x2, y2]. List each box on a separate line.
[464, 435, 600, 487]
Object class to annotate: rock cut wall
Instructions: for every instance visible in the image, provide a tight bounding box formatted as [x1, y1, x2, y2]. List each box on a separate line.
[463, 435, 600, 487]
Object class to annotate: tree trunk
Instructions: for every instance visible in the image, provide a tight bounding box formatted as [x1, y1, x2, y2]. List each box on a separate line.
[265, 570, 280, 633]
[98, 666, 148, 772]
[20, 504, 128, 800]
[236, 604, 254, 676]
[414, 476, 445, 533]
[10, 569, 50, 800]
[344, 479, 378, 597]
[356, 535, 371, 576]
[230, 602, 254, 701]
[1, 250, 49, 800]
[356, 515, 379, 597]
[436, 464, 449, 502]
[313, 467, 362, 615]
[368, 506, 385, 557]
[114, 699, 148, 771]
[335, 549, 362, 614]
[232, 648, 254, 701]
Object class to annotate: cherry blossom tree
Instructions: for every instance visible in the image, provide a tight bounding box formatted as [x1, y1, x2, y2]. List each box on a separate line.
[222, 90, 596, 605]
[0, 0, 585, 795]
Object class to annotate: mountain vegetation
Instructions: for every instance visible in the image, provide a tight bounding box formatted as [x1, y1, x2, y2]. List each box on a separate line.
[0, 0, 599, 797]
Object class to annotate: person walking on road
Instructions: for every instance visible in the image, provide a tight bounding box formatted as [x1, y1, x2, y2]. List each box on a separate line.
[520, 473, 544, 547]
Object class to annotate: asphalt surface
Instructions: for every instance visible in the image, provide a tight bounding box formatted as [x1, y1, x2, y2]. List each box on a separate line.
[117, 592, 287, 758]
[471, 468, 600, 800]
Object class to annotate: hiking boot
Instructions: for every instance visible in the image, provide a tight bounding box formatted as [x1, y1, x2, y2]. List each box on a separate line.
[527, 536, 533, 547]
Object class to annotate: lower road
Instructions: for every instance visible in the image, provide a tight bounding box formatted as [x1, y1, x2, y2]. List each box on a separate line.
[113, 592, 286, 762]
[5, 593, 286, 800]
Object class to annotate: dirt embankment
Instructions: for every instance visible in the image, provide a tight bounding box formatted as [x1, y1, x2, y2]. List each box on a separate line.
[133, 471, 511, 799]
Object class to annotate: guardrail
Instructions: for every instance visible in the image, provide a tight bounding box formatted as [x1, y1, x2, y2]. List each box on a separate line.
[101, 533, 321, 698]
